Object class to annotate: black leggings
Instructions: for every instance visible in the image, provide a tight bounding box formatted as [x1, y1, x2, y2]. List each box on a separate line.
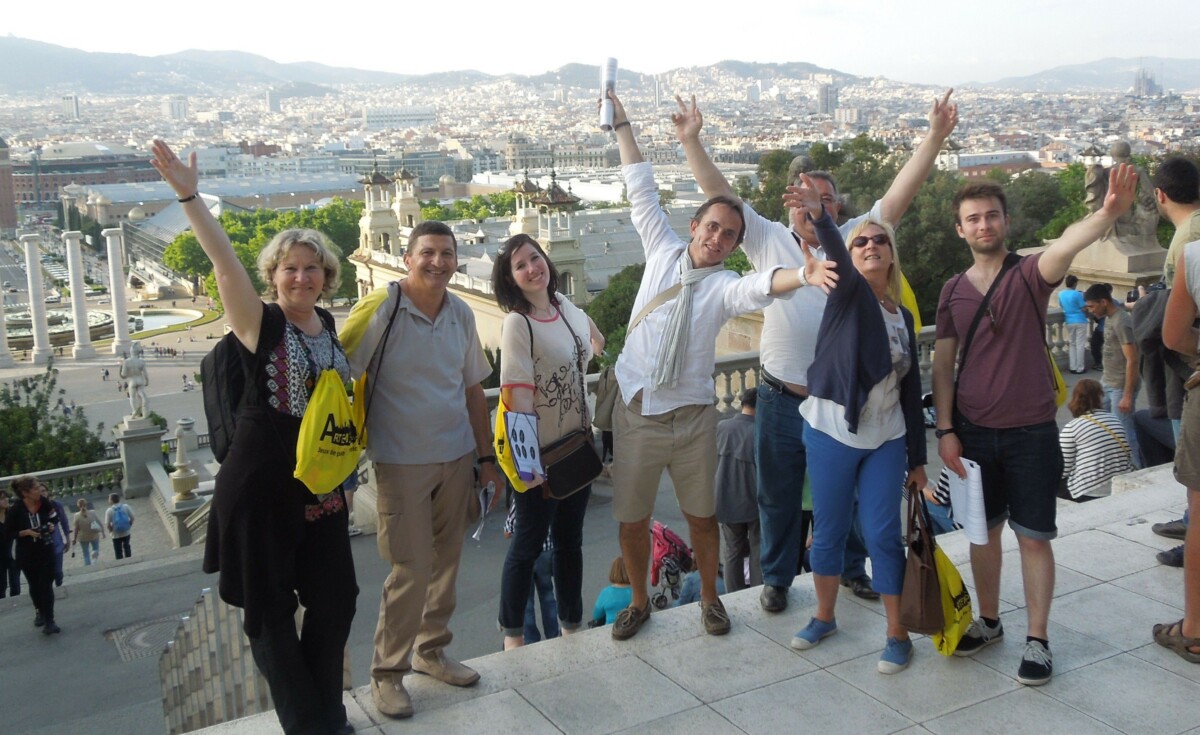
[21, 551, 55, 622]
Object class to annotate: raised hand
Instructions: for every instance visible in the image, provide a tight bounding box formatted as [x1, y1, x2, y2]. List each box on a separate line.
[783, 175, 825, 219]
[671, 94, 703, 143]
[799, 239, 839, 295]
[1101, 162, 1137, 218]
[150, 140, 198, 200]
[605, 89, 630, 128]
[929, 89, 958, 142]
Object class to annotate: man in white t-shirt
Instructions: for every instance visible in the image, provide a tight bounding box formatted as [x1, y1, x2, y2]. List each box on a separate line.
[676, 91, 957, 612]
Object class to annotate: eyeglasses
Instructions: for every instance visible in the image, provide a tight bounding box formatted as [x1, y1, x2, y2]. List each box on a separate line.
[851, 234, 891, 248]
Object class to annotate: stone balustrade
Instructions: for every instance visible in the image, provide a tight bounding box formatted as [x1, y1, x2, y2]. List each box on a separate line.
[0, 459, 124, 504]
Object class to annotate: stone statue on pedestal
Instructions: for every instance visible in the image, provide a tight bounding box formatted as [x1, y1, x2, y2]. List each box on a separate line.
[1085, 141, 1159, 242]
[120, 342, 150, 418]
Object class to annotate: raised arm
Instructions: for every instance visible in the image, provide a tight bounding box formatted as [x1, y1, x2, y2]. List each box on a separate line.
[879, 89, 958, 225]
[674, 95, 737, 202]
[1038, 163, 1137, 283]
[151, 140, 263, 351]
[607, 91, 642, 165]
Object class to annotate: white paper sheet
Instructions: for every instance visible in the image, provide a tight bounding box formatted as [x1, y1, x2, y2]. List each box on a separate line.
[946, 458, 988, 545]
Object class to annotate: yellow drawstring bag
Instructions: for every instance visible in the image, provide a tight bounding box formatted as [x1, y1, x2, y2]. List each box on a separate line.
[294, 369, 363, 495]
[931, 546, 974, 655]
[900, 271, 922, 332]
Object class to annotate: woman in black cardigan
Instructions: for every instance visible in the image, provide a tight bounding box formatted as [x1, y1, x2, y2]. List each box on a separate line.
[785, 176, 927, 675]
[5, 476, 62, 634]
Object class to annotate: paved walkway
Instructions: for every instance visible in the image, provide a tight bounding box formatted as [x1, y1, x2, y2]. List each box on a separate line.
[192, 466, 1199, 735]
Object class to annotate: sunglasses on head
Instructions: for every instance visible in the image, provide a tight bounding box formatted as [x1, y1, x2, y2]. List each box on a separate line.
[850, 234, 891, 248]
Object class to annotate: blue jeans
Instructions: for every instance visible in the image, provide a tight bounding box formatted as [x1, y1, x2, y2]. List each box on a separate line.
[523, 548, 559, 642]
[802, 423, 907, 596]
[78, 539, 99, 566]
[498, 484, 590, 636]
[755, 383, 869, 588]
[1102, 385, 1143, 468]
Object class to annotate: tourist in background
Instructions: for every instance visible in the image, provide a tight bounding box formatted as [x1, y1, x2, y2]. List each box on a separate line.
[592, 557, 633, 626]
[492, 233, 604, 651]
[1059, 379, 1133, 501]
[1084, 283, 1144, 468]
[1059, 275, 1088, 374]
[715, 388, 761, 592]
[0, 493, 20, 598]
[6, 476, 62, 634]
[72, 498, 105, 565]
[105, 493, 135, 559]
[153, 140, 358, 735]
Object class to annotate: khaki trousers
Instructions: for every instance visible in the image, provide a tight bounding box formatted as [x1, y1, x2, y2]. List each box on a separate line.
[370, 454, 474, 679]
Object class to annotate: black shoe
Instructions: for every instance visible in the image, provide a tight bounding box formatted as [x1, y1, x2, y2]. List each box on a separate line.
[760, 584, 788, 613]
[954, 617, 1004, 656]
[1157, 545, 1185, 567]
[33, 612, 44, 628]
[842, 576, 881, 601]
[42, 621, 61, 635]
[1017, 640, 1052, 686]
[333, 721, 354, 735]
[1152, 519, 1188, 540]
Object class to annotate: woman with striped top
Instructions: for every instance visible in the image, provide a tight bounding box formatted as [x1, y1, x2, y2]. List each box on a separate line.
[1060, 378, 1133, 500]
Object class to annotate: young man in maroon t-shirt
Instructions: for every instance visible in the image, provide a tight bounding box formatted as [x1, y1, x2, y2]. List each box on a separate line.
[932, 168, 1136, 686]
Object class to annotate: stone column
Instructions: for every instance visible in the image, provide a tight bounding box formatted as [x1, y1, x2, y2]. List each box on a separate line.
[102, 228, 132, 355]
[0, 284, 13, 368]
[20, 233, 52, 364]
[63, 230, 96, 359]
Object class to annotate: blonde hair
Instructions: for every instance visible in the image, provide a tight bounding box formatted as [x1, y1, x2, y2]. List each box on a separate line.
[608, 556, 629, 585]
[257, 228, 342, 300]
[845, 217, 903, 306]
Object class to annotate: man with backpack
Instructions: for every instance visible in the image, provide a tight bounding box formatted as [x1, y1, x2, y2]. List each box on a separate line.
[106, 493, 134, 559]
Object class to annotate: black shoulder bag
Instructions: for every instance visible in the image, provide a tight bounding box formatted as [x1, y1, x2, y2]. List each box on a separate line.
[534, 307, 603, 500]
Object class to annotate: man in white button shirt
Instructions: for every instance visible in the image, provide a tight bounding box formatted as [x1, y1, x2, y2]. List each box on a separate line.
[678, 91, 957, 613]
[605, 92, 834, 641]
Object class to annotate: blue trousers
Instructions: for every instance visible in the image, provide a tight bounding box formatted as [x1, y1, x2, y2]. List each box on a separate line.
[802, 423, 907, 596]
[756, 383, 868, 587]
[523, 548, 559, 642]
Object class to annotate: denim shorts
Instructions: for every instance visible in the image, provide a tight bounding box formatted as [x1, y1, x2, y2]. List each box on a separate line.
[954, 412, 1063, 540]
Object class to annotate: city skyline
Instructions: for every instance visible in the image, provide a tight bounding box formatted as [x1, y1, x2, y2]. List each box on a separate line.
[4, 0, 1198, 88]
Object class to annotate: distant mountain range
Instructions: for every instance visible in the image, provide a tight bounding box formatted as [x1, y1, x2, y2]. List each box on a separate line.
[1, 36, 1197, 95]
[972, 56, 1200, 93]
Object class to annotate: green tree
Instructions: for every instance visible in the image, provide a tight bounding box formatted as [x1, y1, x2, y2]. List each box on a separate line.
[0, 361, 107, 476]
[725, 249, 753, 275]
[1038, 163, 1088, 242]
[163, 232, 213, 281]
[748, 149, 795, 224]
[807, 141, 845, 172]
[892, 169, 970, 325]
[1003, 172, 1067, 249]
[586, 263, 645, 360]
[833, 136, 899, 219]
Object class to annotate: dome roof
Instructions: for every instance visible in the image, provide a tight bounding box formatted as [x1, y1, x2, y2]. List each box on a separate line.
[128, 207, 147, 221]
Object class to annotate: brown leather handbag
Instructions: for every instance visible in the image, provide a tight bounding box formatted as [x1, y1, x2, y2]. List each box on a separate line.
[900, 489, 944, 635]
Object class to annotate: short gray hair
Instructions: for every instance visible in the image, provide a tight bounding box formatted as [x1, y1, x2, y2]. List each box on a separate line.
[257, 228, 342, 300]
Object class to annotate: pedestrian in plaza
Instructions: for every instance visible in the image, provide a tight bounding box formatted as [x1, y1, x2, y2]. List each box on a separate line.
[0, 493, 21, 598]
[105, 493, 134, 559]
[72, 498, 105, 566]
[715, 388, 761, 592]
[6, 476, 62, 634]
[491, 233, 605, 651]
[1083, 283, 1144, 468]
[153, 139, 358, 735]
[1058, 379, 1133, 501]
[1058, 275, 1088, 374]
[42, 486, 70, 587]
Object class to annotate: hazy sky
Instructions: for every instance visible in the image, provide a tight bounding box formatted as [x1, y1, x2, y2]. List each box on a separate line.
[4, 0, 1197, 86]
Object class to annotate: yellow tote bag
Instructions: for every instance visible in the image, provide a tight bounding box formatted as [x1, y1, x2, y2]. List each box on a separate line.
[1048, 346, 1067, 407]
[900, 271, 922, 332]
[931, 546, 974, 656]
[294, 369, 363, 495]
[494, 398, 529, 493]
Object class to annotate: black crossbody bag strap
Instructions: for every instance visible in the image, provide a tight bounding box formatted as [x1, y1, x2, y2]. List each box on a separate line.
[957, 251, 1021, 378]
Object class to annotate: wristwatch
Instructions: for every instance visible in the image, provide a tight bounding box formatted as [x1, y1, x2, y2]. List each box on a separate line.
[934, 427, 956, 439]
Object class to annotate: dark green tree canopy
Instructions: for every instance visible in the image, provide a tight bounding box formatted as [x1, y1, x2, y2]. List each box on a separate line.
[0, 361, 107, 476]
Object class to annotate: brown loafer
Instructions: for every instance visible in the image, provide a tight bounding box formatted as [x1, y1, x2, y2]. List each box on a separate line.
[612, 601, 651, 641]
[701, 598, 731, 635]
[411, 651, 480, 687]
